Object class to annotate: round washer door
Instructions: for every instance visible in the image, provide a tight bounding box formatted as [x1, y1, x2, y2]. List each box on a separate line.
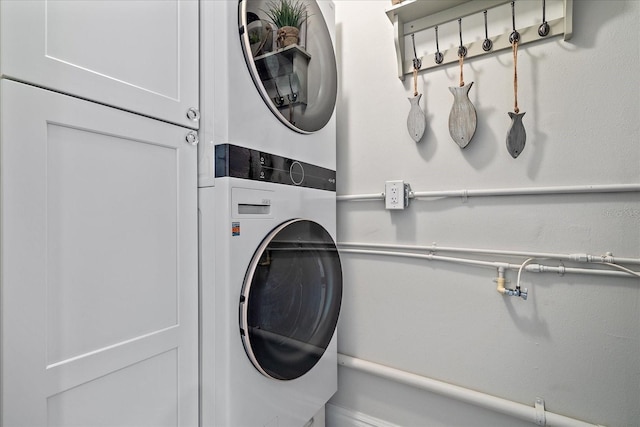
[239, 0, 338, 134]
[240, 219, 342, 380]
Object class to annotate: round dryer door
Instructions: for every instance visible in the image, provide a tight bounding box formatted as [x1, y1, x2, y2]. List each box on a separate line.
[240, 219, 342, 380]
[239, 0, 338, 133]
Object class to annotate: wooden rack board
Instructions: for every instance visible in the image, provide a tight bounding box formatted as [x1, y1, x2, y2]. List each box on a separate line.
[386, 0, 573, 79]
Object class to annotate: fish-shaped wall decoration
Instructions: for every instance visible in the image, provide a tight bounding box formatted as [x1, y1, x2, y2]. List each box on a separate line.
[448, 82, 477, 148]
[407, 93, 426, 142]
[506, 111, 526, 158]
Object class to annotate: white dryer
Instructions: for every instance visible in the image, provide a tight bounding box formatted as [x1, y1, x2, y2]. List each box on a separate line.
[199, 2, 340, 424]
[199, 144, 342, 426]
[198, 0, 338, 187]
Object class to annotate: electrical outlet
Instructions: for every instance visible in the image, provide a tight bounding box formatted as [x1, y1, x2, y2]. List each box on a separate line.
[385, 180, 405, 210]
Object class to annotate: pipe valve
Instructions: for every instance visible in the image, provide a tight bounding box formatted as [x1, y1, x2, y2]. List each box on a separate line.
[503, 287, 528, 300]
[495, 267, 528, 301]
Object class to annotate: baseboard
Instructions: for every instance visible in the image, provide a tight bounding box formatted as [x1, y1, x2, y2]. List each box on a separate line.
[325, 404, 400, 427]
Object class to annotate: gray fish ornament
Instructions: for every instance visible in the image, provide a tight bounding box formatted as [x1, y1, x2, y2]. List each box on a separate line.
[506, 112, 526, 158]
[448, 82, 477, 148]
[407, 93, 426, 142]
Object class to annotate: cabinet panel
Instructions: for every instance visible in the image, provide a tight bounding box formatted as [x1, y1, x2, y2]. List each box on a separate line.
[46, 123, 179, 365]
[0, 0, 199, 129]
[0, 80, 198, 426]
[47, 350, 179, 427]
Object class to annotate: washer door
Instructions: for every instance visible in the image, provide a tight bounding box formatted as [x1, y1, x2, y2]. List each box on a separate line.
[239, 0, 338, 134]
[240, 219, 342, 380]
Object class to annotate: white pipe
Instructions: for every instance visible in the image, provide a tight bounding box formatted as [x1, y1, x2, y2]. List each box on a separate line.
[338, 242, 640, 266]
[411, 183, 640, 198]
[337, 354, 601, 427]
[338, 248, 640, 279]
[336, 183, 640, 202]
[336, 192, 384, 201]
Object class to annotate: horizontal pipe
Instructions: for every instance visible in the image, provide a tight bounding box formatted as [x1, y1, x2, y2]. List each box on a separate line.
[338, 242, 640, 266]
[336, 183, 640, 202]
[336, 192, 384, 201]
[337, 354, 600, 427]
[338, 249, 640, 279]
[411, 184, 640, 199]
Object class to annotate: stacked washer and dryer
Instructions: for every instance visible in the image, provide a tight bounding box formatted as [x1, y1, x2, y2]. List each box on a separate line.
[199, 1, 342, 426]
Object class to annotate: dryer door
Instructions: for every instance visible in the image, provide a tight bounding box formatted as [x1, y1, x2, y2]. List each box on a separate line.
[239, 0, 338, 134]
[240, 219, 342, 380]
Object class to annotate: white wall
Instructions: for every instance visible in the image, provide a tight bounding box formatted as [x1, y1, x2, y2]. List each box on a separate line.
[331, 1, 640, 426]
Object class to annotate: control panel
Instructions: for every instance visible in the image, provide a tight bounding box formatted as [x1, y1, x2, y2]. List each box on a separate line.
[215, 144, 336, 192]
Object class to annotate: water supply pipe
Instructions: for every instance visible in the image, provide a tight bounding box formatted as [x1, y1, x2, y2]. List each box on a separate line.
[339, 242, 640, 266]
[337, 354, 603, 427]
[336, 183, 640, 202]
[338, 248, 640, 279]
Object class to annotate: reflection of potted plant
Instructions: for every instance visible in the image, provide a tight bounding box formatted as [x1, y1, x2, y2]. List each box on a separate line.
[247, 12, 273, 57]
[263, 0, 308, 48]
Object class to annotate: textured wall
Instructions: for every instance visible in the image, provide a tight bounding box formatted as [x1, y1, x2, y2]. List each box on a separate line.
[331, 1, 640, 426]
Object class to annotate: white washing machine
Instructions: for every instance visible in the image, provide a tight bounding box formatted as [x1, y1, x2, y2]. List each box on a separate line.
[199, 145, 342, 426]
[198, 1, 341, 426]
[198, 0, 338, 187]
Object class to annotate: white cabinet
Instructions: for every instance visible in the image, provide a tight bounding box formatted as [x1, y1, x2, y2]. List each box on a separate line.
[0, 0, 199, 129]
[0, 79, 198, 426]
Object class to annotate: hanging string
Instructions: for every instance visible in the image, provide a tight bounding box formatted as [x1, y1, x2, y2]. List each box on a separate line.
[410, 33, 421, 97]
[510, 1, 520, 114]
[457, 18, 465, 87]
[512, 39, 519, 113]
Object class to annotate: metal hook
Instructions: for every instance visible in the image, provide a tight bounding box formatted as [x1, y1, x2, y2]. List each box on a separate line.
[411, 34, 422, 70]
[434, 26, 444, 64]
[538, 0, 550, 36]
[272, 81, 284, 106]
[288, 74, 298, 103]
[509, 1, 521, 44]
[457, 18, 467, 57]
[482, 10, 493, 52]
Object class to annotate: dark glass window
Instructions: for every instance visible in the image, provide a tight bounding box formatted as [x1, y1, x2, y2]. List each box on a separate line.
[239, 0, 338, 133]
[240, 219, 342, 380]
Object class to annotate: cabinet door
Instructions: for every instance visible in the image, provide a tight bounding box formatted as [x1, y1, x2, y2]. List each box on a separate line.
[0, 80, 198, 426]
[0, 0, 199, 129]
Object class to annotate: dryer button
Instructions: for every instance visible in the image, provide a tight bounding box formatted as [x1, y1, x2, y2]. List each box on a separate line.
[289, 161, 304, 186]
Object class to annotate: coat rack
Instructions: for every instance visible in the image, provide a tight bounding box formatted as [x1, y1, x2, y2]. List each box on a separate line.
[386, 0, 573, 80]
